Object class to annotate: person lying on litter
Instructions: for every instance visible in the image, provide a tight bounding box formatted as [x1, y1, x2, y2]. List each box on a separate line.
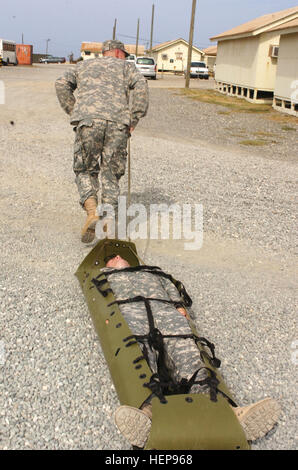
[100, 254, 280, 448]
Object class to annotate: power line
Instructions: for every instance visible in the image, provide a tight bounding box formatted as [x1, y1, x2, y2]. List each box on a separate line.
[117, 33, 211, 49]
[117, 33, 161, 44]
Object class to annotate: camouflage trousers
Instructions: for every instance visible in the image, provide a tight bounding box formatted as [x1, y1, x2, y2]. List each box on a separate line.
[118, 301, 208, 395]
[103, 269, 209, 395]
[73, 118, 129, 210]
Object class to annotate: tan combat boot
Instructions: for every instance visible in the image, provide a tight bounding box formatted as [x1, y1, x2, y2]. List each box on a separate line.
[114, 405, 152, 448]
[114, 398, 281, 447]
[233, 397, 281, 441]
[81, 197, 99, 243]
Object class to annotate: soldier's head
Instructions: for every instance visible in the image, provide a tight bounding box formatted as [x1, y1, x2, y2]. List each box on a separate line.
[104, 254, 130, 269]
[102, 40, 129, 60]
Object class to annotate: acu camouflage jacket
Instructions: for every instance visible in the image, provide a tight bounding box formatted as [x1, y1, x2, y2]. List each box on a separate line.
[55, 57, 149, 128]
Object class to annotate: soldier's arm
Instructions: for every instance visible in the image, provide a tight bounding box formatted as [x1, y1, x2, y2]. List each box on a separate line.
[55, 68, 77, 115]
[160, 276, 183, 304]
[126, 63, 149, 129]
[160, 276, 190, 318]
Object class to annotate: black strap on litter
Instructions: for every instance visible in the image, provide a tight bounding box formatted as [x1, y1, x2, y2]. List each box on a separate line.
[113, 296, 188, 397]
[110, 295, 223, 404]
[91, 277, 113, 298]
[103, 265, 192, 307]
[109, 296, 221, 369]
[94, 269, 227, 405]
[217, 388, 238, 408]
[143, 374, 168, 404]
[127, 332, 220, 369]
[108, 296, 185, 310]
[191, 367, 220, 402]
[103, 267, 220, 366]
[142, 369, 237, 407]
[194, 337, 221, 369]
[141, 367, 222, 404]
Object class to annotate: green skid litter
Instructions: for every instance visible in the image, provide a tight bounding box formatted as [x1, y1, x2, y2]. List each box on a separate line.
[75, 238, 250, 450]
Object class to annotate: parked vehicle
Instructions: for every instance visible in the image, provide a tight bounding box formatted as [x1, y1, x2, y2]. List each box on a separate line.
[126, 54, 136, 64]
[135, 56, 157, 79]
[185, 61, 209, 79]
[0, 39, 18, 65]
[39, 55, 66, 64]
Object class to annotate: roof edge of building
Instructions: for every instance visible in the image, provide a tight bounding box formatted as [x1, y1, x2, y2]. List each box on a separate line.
[210, 6, 298, 42]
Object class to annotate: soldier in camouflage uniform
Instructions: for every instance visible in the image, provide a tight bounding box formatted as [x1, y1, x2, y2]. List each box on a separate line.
[55, 40, 149, 243]
[101, 256, 209, 392]
[101, 255, 281, 448]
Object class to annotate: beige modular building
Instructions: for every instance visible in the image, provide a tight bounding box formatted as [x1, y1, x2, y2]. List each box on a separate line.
[202, 45, 217, 74]
[149, 38, 205, 73]
[81, 42, 103, 59]
[271, 18, 298, 116]
[80, 42, 145, 60]
[210, 6, 298, 103]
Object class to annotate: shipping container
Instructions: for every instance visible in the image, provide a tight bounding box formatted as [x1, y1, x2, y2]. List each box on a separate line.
[16, 44, 33, 65]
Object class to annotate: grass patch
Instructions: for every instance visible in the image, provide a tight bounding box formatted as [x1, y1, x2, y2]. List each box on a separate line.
[265, 112, 298, 124]
[281, 125, 296, 131]
[253, 131, 277, 137]
[179, 89, 272, 114]
[178, 88, 298, 124]
[239, 139, 268, 146]
[229, 131, 247, 137]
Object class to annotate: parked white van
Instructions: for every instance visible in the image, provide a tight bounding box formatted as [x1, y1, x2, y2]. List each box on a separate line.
[185, 61, 209, 79]
[0, 39, 17, 66]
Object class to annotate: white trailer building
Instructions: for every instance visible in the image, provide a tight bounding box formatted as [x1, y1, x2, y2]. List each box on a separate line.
[210, 6, 298, 103]
[271, 18, 298, 116]
[149, 38, 204, 73]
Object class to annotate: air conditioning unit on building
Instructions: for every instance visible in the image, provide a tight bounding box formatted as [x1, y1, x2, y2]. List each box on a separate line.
[269, 45, 279, 58]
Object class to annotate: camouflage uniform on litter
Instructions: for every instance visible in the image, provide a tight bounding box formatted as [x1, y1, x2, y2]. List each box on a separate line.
[101, 266, 209, 393]
[55, 55, 149, 210]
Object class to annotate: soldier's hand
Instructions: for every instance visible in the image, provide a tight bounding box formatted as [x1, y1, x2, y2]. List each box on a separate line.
[177, 307, 189, 319]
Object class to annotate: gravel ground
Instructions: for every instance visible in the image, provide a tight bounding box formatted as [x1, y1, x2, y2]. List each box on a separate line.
[139, 75, 298, 164]
[0, 65, 297, 450]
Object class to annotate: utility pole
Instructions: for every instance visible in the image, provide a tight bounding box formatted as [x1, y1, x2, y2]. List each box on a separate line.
[113, 19, 117, 40]
[149, 4, 155, 55]
[185, 0, 197, 89]
[135, 18, 140, 58]
[46, 38, 51, 55]
[21, 33, 24, 44]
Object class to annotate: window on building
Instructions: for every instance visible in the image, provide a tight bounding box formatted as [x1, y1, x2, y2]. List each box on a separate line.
[3, 43, 16, 51]
[84, 51, 91, 55]
[170, 59, 174, 63]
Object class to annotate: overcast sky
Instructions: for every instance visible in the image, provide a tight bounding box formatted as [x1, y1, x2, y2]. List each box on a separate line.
[1, 0, 297, 57]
